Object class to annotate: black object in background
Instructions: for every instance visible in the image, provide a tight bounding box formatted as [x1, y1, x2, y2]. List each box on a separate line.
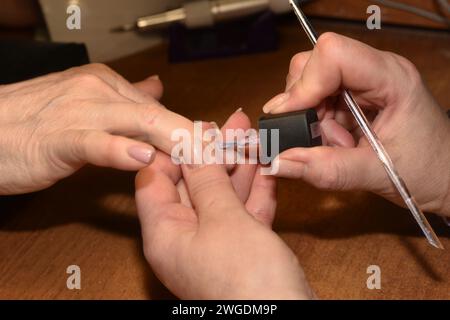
[0, 40, 89, 84]
[169, 10, 278, 63]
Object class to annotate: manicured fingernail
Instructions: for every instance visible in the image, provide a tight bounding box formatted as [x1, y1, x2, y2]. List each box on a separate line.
[263, 92, 290, 114]
[209, 121, 221, 137]
[234, 107, 243, 113]
[127, 146, 155, 164]
[276, 159, 305, 178]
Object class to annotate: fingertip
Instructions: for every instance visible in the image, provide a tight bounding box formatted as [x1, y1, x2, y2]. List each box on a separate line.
[262, 92, 290, 114]
[223, 108, 252, 130]
[133, 75, 164, 100]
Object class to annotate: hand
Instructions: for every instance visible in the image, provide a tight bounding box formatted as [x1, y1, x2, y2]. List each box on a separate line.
[0, 63, 194, 195]
[263, 32, 450, 217]
[135, 111, 314, 300]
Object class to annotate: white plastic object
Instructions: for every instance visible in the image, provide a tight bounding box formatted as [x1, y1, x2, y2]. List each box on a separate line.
[184, 0, 215, 28]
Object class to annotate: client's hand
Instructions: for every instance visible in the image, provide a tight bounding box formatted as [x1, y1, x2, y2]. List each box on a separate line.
[135, 111, 314, 299]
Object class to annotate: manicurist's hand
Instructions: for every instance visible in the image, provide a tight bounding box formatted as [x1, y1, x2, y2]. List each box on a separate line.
[0, 63, 194, 195]
[263, 32, 450, 217]
[135, 111, 314, 300]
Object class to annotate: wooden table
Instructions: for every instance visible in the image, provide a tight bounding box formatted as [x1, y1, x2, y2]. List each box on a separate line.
[1, 18, 449, 299]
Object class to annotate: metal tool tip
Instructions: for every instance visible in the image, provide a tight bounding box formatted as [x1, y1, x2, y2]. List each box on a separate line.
[429, 238, 445, 250]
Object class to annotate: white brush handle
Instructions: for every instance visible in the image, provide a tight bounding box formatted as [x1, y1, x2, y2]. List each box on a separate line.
[184, 0, 292, 28]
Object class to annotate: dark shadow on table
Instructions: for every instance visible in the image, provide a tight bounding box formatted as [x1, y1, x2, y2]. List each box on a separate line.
[0, 165, 176, 299]
[274, 179, 450, 282]
[1, 168, 448, 293]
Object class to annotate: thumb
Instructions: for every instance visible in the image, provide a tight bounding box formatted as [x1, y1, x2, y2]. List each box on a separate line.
[275, 146, 386, 192]
[52, 129, 156, 171]
[181, 163, 244, 223]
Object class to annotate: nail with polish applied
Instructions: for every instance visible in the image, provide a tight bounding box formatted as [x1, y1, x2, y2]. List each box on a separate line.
[128, 145, 155, 164]
[262, 92, 290, 114]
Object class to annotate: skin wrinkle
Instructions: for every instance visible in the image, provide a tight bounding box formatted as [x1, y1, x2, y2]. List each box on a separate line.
[0, 63, 177, 196]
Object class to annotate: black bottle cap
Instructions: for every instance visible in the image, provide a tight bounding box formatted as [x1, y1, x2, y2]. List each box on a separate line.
[258, 109, 322, 162]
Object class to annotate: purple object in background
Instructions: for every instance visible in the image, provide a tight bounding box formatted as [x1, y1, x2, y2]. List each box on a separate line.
[169, 10, 278, 63]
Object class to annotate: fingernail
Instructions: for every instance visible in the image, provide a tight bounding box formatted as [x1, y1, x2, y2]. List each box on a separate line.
[234, 107, 243, 113]
[149, 75, 160, 81]
[209, 121, 219, 130]
[263, 92, 290, 114]
[127, 146, 155, 164]
[209, 121, 221, 137]
[277, 159, 306, 178]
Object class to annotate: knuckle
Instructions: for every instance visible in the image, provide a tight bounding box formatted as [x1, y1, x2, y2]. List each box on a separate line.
[100, 134, 117, 156]
[189, 173, 226, 196]
[143, 102, 165, 125]
[313, 152, 347, 191]
[82, 63, 114, 75]
[188, 174, 231, 208]
[289, 53, 306, 73]
[71, 72, 104, 87]
[316, 32, 342, 55]
[251, 206, 273, 225]
[316, 167, 338, 190]
[393, 54, 422, 86]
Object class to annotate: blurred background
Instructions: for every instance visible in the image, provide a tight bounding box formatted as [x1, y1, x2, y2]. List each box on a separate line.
[0, 0, 449, 62]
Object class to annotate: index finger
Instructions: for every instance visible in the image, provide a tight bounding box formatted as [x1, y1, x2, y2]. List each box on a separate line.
[263, 32, 405, 114]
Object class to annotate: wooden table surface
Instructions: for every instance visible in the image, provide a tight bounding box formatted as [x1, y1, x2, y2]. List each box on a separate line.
[1, 18, 449, 300]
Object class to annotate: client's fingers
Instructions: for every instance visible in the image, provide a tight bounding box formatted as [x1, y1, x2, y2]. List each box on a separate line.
[245, 166, 277, 227]
[220, 110, 256, 202]
[53, 129, 156, 171]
